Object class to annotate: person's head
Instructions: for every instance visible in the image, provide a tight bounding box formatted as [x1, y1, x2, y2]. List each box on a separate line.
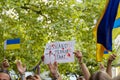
[89, 71, 112, 80]
[26, 75, 41, 80]
[0, 72, 10, 80]
[33, 75, 41, 80]
[26, 75, 34, 80]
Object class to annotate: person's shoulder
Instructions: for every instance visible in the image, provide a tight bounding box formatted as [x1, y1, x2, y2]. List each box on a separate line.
[113, 74, 120, 80]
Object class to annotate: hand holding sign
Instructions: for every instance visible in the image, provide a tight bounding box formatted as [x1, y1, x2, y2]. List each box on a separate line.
[48, 62, 62, 80]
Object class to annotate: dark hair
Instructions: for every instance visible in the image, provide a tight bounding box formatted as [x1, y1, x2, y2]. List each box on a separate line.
[26, 75, 33, 79]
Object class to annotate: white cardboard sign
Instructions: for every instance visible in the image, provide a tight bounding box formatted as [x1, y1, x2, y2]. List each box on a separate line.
[44, 41, 75, 64]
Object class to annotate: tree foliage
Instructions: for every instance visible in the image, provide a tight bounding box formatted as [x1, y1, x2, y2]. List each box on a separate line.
[1, 0, 118, 79]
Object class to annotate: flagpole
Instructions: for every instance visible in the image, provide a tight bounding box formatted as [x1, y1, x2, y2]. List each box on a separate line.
[3, 40, 6, 60]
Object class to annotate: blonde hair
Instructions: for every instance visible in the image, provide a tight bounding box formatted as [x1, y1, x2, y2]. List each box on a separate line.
[113, 73, 120, 80]
[89, 71, 112, 80]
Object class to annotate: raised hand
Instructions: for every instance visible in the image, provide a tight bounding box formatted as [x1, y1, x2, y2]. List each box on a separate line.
[2, 59, 10, 70]
[74, 51, 83, 63]
[106, 54, 117, 77]
[48, 62, 62, 80]
[74, 50, 90, 80]
[16, 60, 26, 75]
[99, 63, 105, 71]
[48, 62, 58, 78]
[108, 54, 116, 63]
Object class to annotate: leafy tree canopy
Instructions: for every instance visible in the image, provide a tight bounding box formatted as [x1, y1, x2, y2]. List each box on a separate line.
[0, 0, 119, 79]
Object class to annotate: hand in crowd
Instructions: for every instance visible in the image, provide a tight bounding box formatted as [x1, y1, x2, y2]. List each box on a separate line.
[2, 59, 10, 70]
[74, 50, 90, 80]
[48, 62, 62, 80]
[108, 54, 116, 63]
[99, 63, 105, 71]
[106, 53, 117, 77]
[16, 60, 26, 75]
[74, 51, 83, 63]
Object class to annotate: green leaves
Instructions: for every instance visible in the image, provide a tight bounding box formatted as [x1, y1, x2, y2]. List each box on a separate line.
[0, 0, 111, 79]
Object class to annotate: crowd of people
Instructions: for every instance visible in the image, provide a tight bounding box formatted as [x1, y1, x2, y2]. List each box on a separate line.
[0, 51, 119, 80]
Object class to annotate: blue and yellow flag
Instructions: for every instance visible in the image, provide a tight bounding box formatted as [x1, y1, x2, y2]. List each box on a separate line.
[4, 38, 20, 50]
[94, 0, 120, 61]
[114, 3, 120, 28]
[112, 2, 120, 39]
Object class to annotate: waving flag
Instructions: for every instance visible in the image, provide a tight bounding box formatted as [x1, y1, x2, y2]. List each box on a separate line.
[94, 0, 120, 61]
[4, 38, 20, 50]
[112, 3, 120, 39]
[114, 4, 120, 28]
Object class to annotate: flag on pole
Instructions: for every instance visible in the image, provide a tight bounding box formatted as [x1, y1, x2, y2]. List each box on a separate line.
[4, 38, 20, 50]
[93, 0, 120, 61]
[112, 3, 120, 39]
[113, 3, 120, 28]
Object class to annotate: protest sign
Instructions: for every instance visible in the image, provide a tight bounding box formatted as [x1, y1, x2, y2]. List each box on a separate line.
[44, 41, 75, 64]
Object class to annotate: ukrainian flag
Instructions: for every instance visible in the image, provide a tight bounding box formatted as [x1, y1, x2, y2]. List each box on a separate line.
[4, 38, 20, 50]
[94, 0, 120, 61]
[114, 3, 120, 28]
[113, 3, 120, 39]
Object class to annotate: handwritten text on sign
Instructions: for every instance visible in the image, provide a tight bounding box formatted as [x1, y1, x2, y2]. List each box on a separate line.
[44, 41, 75, 64]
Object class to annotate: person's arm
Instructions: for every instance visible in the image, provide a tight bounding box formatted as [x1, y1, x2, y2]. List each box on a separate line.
[74, 51, 90, 80]
[34, 60, 41, 75]
[36, 65, 40, 75]
[16, 60, 26, 80]
[48, 62, 62, 80]
[35, 62, 42, 80]
[106, 54, 116, 77]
